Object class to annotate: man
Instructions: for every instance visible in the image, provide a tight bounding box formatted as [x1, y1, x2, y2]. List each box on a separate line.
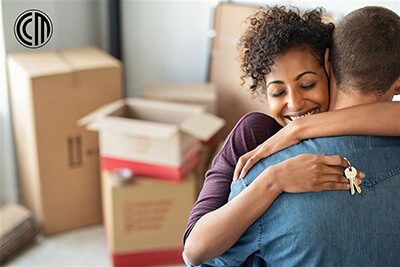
[200, 6, 400, 266]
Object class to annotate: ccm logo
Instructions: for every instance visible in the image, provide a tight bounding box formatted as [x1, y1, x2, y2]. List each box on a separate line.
[14, 9, 53, 49]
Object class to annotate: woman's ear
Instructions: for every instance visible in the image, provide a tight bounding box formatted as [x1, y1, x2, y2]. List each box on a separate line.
[324, 48, 331, 76]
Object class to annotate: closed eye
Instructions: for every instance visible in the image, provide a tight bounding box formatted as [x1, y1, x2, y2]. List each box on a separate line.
[271, 90, 285, 97]
[300, 82, 316, 89]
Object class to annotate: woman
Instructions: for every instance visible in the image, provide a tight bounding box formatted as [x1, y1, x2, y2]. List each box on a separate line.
[184, 6, 398, 266]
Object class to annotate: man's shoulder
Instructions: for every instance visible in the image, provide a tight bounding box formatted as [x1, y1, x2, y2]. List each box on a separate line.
[257, 135, 400, 169]
[298, 135, 400, 150]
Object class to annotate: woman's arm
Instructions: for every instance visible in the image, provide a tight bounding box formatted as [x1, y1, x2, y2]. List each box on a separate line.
[184, 166, 280, 265]
[296, 101, 400, 139]
[234, 101, 400, 180]
[185, 153, 360, 265]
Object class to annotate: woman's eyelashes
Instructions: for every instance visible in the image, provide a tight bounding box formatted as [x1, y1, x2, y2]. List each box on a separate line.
[300, 82, 316, 89]
[271, 90, 285, 97]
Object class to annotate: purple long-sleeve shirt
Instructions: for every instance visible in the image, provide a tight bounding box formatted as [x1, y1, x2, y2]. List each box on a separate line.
[184, 112, 282, 244]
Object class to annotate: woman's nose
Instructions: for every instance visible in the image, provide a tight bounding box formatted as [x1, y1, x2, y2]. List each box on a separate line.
[287, 90, 305, 111]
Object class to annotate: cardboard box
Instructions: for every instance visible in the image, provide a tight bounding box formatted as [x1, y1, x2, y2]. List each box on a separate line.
[101, 170, 197, 266]
[142, 82, 220, 187]
[143, 83, 217, 114]
[7, 47, 122, 235]
[79, 98, 225, 182]
[210, 3, 271, 138]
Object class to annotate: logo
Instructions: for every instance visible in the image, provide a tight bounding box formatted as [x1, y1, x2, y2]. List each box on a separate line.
[14, 9, 53, 49]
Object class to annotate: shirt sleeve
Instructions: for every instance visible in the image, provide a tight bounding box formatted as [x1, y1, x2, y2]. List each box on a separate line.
[199, 220, 260, 267]
[183, 112, 282, 244]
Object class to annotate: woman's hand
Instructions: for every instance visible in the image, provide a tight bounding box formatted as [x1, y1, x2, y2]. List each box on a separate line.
[233, 121, 302, 181]
[261, 154, 365, 195]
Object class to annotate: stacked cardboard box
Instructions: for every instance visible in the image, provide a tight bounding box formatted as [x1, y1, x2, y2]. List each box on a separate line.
[101, 170, 197, 266]
[79, 97, 224, 266]
[7, 47, 122, 235]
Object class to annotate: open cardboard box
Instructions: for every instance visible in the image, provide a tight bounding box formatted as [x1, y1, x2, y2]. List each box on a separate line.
[78, 98, 225, 182]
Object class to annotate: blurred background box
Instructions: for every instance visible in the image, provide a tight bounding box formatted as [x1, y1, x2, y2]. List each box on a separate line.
[0, 203, 39, 264]
[7, 47, 123, 235]
[79, 98, 225, 182]
[101, 170, 197, 266]
[210, 3, 270, 139]
[142, 83, 217, 114]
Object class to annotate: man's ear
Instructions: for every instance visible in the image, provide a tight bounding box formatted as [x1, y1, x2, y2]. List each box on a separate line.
[324, 48, 331, 76]
[394, 77, 400, 95]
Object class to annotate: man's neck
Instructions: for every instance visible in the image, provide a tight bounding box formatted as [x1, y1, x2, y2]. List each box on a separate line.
[329, 89, 381, 111]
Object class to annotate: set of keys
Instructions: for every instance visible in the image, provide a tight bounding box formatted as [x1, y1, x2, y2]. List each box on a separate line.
[344, 157, 362, 195]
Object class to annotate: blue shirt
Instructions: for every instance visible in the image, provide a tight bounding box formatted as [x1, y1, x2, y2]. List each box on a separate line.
[202, 135, 400, 266]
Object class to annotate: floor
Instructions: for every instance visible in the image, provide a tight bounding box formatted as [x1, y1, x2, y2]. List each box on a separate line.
[4, 224, 185, 267]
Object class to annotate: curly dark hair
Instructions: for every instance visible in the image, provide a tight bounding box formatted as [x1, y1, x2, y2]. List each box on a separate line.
[238, 6, 335, 97]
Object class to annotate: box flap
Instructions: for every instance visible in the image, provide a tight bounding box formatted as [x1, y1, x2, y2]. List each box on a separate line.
[180, 113, 225, 141]
[125, 98, 205, 114]
[7, 51, 73, 77]
[7, 47, 119, 78]
[87, 116, 178, 139]
[143, 83, 217, 102]
[77, 99, 125, 127]
[59, 47, 121, 70]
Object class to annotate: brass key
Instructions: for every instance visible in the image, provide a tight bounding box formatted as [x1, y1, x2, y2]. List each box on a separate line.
[353, 177, 362, 194]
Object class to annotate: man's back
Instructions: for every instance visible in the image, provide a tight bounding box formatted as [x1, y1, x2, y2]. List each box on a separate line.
[203, 135, 400, 266]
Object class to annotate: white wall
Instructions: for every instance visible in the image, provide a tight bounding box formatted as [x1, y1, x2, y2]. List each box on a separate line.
[121, 0, 216, 97]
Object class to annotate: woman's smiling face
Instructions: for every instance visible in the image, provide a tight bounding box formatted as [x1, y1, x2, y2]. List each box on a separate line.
[265, 47, 330, 126]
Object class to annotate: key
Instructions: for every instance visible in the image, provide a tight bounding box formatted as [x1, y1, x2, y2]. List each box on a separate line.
[353, 176, 362, 194]
[345, 166, 357, 195]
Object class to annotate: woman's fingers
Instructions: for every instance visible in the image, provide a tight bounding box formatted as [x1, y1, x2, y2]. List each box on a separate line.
[233, 152, 253, 181]
[318, 181, 350, 191]
[317, 154, 366, 180]
[239, 155, 260, 179]
[318, 154, 349, 168]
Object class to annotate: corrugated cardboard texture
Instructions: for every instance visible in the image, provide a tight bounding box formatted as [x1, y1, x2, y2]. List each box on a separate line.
[8, 47, 122, 235]
[210, 3, 271, 139]
[0, 204, 39, 263]
[0, 204, 32, 236]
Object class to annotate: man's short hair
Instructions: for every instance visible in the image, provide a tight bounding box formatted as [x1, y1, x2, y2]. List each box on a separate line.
[331, 6, 400, 96]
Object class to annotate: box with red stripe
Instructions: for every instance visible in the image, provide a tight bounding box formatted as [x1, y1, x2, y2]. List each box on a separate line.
[78, 98, 225, 182]
[101, 170, 197, 266]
